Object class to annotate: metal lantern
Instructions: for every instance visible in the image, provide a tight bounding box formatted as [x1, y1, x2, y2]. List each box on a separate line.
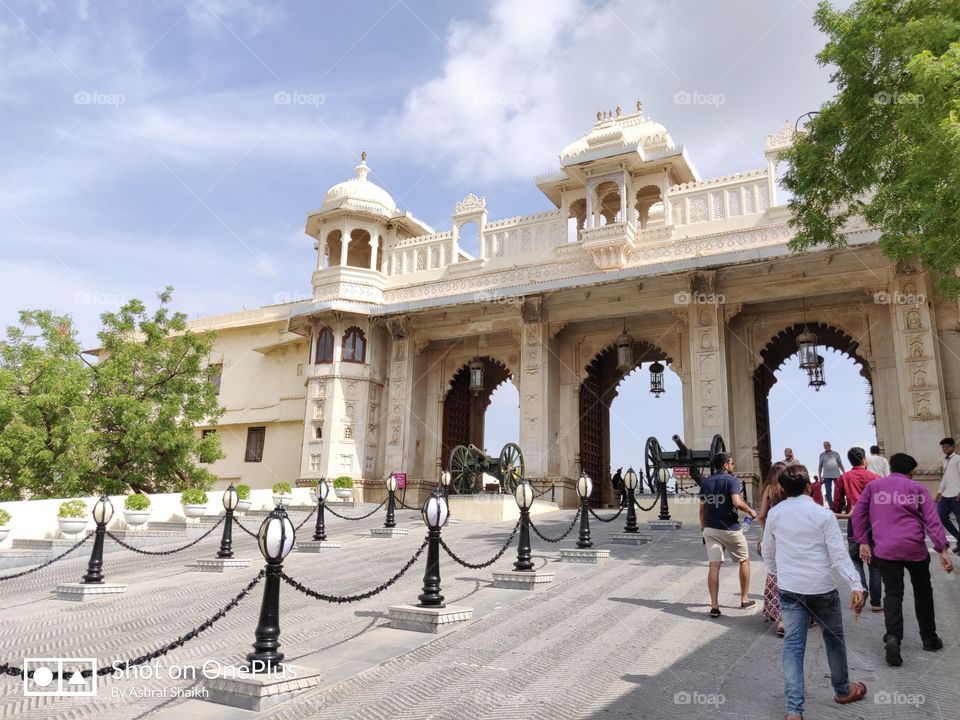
[615, 328, 634, 373]
[222, 485, 239, 511]
[315, 477, 329, 502]
[469, 358, 484, 395]
[649, 361, 665, 397]
[257, 507, 295, 563]
[440, 470, 451, 488]
[92, 495, 114, 525]
[422, 492, 449, 530]
[623, 468, 639, 534]
[623, 467, 639, 491]
[577, 473, 593, 499]
[808, 354, 826, 391]
[797, 328, 819, 370]
[657, 468, 669, 485]
[514, 478, 534, 510]
[386, 473, 398, 493]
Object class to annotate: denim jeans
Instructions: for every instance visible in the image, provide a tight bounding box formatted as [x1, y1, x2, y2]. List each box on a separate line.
[822, 477, 836, 508]
[938, 496, 960, 542]
[847, 523, 882, 607]
[779, 589, 851, 716]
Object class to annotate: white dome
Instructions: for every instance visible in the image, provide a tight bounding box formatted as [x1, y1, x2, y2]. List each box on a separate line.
[560, 106, 673, 163]
[322, 158, 397, 216]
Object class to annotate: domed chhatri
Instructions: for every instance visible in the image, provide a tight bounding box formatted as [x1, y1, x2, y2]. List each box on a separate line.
[322, 151, 397, 216]
[560, 99, 673, 164]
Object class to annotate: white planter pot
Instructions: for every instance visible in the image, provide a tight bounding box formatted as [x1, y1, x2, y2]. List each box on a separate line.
[123, 509, 151, 527]
[58, 517, 88, 535]
[236, 499, 252, 513]
[272, 494, 293, 507]
[0, 526, 9, 543]
[182, 504, 207, 519]
[334, 488, 353, 500]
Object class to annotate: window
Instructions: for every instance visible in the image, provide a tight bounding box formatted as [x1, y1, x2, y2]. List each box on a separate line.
[342, 326, 366, 363]
[315, 327, 334, 364]
[208, 363, 223, 395]
[315, 426, 323, 439]
[244, 426, 266, 462]
[309, 453, 321, 472]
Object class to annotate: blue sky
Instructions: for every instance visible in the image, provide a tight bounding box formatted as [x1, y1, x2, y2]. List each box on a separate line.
[0, 0, 874, 476]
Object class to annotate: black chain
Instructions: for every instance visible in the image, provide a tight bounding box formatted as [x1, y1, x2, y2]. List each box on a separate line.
[588, 503, 626, 523]
[394, 495, 419, 510]
[324, 499, 386, 521]
[528, 508, 581, 543]
[439, 519, 520, 569]
[106, 515, 224, 555]
[281, 537, 428, 603]
[0, 533, 92, 582]
[0, 570, 264, 679]
[531, 483, 554, 498]
[634, 487, 662, 513]
[294, 505, 317, 531]
[233, 515, 259, 538]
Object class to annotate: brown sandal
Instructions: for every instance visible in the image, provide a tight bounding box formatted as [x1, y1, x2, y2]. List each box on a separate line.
[835, 681, 867, 704]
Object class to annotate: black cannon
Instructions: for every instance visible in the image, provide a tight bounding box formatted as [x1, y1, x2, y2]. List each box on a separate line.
[644, 433, 726, 490]
[447, 442, 524, 496]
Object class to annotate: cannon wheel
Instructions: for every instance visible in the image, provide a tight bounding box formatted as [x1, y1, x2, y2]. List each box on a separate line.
[498, 442, 524, 494]
[448, 445, 475, 494]
[644, 436, 663, 491]
[709, 434, 726, 466]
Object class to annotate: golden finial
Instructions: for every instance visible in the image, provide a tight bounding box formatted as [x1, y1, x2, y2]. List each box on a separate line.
[596, 110, 602, 121]
[361, 149, 367, 162]
[615, 104, 621, 117]
[636, 99, 643, 112]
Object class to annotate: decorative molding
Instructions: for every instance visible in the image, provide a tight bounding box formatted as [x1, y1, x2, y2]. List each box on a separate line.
[454, 193, 486, 216]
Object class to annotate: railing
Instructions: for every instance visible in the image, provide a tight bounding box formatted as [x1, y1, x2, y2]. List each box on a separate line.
[668, 169, 771, 226]
[482, 210, 565, 261]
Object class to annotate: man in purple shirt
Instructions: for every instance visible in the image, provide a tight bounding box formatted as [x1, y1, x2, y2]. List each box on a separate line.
[852, 453, 954, 667]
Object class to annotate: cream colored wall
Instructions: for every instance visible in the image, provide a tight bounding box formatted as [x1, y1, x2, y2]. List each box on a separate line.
[203, 421, 304, 491]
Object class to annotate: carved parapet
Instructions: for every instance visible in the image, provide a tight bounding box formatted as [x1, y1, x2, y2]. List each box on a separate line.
[581, 222, 636, 270]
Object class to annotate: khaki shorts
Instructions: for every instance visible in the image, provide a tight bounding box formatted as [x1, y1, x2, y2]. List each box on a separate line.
[702, 527, 749, 563]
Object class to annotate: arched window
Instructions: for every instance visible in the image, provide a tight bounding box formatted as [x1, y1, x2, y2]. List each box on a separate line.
[315, 326, 334, 364]
[342, 326, 366, 363]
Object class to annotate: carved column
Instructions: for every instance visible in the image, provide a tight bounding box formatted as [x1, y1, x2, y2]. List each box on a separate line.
[384, 317, 416, 476]
[519, 297, 552, 477]
[369, 234, 380, 271]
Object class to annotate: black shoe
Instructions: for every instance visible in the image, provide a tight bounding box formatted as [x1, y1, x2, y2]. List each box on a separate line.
[922, 636, 943, 651]
[885, 637, 903, 667]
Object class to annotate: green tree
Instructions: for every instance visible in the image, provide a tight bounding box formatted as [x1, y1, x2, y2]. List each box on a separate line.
[782, 0, 960, 296]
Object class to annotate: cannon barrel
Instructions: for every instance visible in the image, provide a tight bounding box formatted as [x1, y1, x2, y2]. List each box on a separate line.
[467, 443, 489, 458]
[671, 434, 691, 456]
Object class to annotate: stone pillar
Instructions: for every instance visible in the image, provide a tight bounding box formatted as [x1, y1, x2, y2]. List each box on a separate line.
[384, 320, 418, 478]
[519, 310, 551, 477]
[340, 233, 350, 267]
[618, 177, 627, 223]
[369, 235, 380, 271]
[585, 185, 594, 230]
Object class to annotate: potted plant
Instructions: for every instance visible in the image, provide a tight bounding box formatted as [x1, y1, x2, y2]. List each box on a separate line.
[0, 509, 10, 543]
[333, 476, 354, 500]
[272, 482, 293, 507]
[123, 493, 151, 528]
[180, 488, 208, 519]
[57, 500, 89, 535]
[235, 484, 252, 513]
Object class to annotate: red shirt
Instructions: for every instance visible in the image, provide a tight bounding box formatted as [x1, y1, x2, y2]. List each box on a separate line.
[835, 467, 879, 513]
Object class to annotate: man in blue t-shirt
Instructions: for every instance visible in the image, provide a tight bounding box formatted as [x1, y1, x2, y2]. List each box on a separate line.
[699, 452, 758, 617]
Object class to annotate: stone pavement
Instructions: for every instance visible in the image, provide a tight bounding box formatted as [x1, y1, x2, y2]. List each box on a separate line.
[0, 505, 957, 719]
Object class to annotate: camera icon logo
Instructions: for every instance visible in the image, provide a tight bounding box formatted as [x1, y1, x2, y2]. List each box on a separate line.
[23, 658, 97, 697]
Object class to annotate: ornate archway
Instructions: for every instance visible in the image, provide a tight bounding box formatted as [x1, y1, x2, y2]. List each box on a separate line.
[753, 322, 874, 479]
[441, 357, 514, 470]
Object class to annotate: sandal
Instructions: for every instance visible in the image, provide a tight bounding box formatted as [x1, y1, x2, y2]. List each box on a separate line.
[834, 681, 867, 704]
[776, 624, 785, 638]
[709, 607, 721, 618]
[740, 599, 757, 609]
[785, 715, 803, 720]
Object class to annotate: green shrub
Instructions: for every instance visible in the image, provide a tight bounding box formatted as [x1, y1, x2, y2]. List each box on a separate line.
[333, 476, 353, 489]
[58, 500, 87, 518]
[0, 509, 10, 526]
[236, 484, 251, 500]
[180, 488, 208, 505]
[272, 482, 292, 495]
[124, 493, 151, 510]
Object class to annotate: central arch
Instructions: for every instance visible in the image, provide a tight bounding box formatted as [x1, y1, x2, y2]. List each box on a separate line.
[441, 356, 515, 470]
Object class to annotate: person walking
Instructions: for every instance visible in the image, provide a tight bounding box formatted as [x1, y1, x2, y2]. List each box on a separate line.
[935, 438, 960, 554]
[833, 447, 882, 612]
[818, 441, 844, 510]
[762, 464, 868, 718]
[867, 445, 890, 477]
[758, 461, 787, 636]
[852, 453, 954, 667]
[699, 452, 757, 618]
[611, 467, 625, 507]
[782, 448, 798, 466]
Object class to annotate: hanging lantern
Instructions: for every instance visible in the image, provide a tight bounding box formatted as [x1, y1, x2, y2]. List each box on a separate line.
[469, 358, 484, 395]
[797, 328, 819, 370]
[808, 354, 826, 391]
[615, 327, 634, 373]
[649, 361, 665, 397]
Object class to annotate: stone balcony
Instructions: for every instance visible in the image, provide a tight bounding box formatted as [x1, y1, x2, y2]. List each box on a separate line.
[581, 221, 637, 270]
[311, 265, 385, 305]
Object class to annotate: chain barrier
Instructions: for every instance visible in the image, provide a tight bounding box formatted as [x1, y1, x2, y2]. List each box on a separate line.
[281, 537, 428, 603]
[439, 519, 520, 569]
[528, 508, 581, 544]
[0, 570, 264, 679]
[634, 487, 662, 514]
[233, 515, 259, 538]
[587, 503, 626, 523]
[106, 515, 224, 556]
[324, 499, 386, 521]
[393, 495, 420, 510]
[531, 483, 554, 498]
[0, 533, 92, 582]
[294, 505, 317, 531]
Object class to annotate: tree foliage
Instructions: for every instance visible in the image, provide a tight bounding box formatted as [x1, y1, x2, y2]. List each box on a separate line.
[0, 288, 224, 499]
[782, 0, 960, 296]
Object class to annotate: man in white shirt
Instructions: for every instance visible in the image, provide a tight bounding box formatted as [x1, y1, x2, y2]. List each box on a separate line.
[936, 437, 960, 554]
[866, 445, 890, 477]
[762, 464, 867, 719]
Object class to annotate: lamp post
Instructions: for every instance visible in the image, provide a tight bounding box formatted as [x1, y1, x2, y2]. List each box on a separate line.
[418, 490, 448, 607]
[623, 468, 639, 534]
[81, 494, 114, 584]
[513, 479, 534, 571]
[247, 505, 295, 672]
[384, 473, 398, 528]
[657, 468, 672, 521]
[576, 473, 593, 549]
[440, 470, 452, 525]
[217, 485, 239, 559]
[313, 477, 329, 541]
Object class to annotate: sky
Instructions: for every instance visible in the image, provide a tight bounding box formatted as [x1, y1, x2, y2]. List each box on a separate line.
[0, 0, 873, 478]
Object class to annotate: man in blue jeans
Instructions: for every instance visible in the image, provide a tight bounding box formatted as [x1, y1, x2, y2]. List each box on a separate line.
[762, 464, 867, 719]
